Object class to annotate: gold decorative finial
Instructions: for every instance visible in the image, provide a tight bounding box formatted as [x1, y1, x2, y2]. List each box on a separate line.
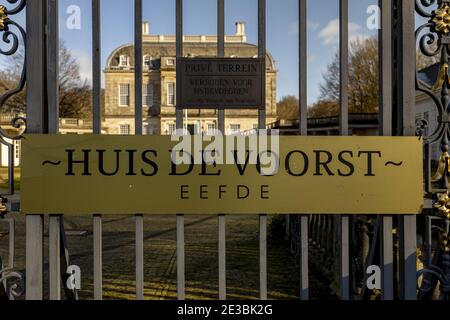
[433, 4, 450, 34]
[434, 192, 450, 219]
[0, 5, 8, 31]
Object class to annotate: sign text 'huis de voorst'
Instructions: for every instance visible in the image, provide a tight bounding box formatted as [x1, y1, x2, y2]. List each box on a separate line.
[21, 135, 423, 215]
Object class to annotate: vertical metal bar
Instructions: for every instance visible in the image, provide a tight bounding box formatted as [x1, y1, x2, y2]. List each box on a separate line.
[49, 215, 61, 300]
[426, 216, 432, 266]
[135, 215, 144, 300]
[7, 143, 13, 195]
[47, 0, 59, 134]
[379, 0, 392, 137]
[259, 214, 267, 300]
[300, 216, 309, 299]
[134, 0, 145, 301]
[217, 0, 227, 301]
[7, 219, 14, 268]
[298, 0, 309, 300]
[258, 0, 268, 301]
[379, 0, 393, 301]
[340, 216, 350, 300]
[218, 0, 225, 58]
[135, 0, 143, 135]
[399, 215, 417, 300]
[176, 0, 184, 132]
[258, 0, 266, 130]
[26, 215, 43, 300]
[339, 0, 349, 136]
[177, 214, 185, 300]
[176, 0, 186, 301]
[25, 0, 46, 300]
[381, 217, 393, 300]
[26, 0, 46, 133]
[398, 0, 417, 301]
[218, 215, 226, 300]
[217, 0, 225, 134]
[92, 0, 103, 301]
[299, 0, 307, 136]
[93, 215, 103, 300]
[47, 0, 61, 301]
[339, 0, 350, 301]
[92, 0, 102, 134]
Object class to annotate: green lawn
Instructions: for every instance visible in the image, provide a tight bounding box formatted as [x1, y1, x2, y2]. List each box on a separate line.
[0, 179, 20, 191]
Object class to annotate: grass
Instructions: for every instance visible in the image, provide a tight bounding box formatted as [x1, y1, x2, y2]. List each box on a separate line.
[0, 179, 20, 191]
[0, 213, 335, 300]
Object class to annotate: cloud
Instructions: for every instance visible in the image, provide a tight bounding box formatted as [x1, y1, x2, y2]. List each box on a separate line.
[318, 19, 367, 46]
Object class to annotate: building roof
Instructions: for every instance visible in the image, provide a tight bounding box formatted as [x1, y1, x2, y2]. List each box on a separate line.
[105, 42, 276, 71]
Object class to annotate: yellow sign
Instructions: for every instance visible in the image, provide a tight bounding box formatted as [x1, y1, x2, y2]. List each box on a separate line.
[21, 134, 423, 215]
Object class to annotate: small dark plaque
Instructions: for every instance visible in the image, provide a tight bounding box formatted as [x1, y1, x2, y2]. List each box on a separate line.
[178, 58, 264, 109]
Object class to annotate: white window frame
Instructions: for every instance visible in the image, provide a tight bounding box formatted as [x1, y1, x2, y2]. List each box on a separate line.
[229, 124, 241, 135]
[167, 123, 176, 135]
[206, 122, 217, 135]
[119, 124, 131, 135]
[119, 55, 130, 67]
[167, 82, 175, 106]
[143, 55, 152, 69]
[167, 58, 176, 66]
[118, 83, 130, 107]
[143, 83, 154, 107]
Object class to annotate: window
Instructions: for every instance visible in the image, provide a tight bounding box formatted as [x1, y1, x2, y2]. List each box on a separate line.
[119, 124, 131, 135]
[119, 55, 130, 67]
[206, 123, 216, 135]
[167, 82, 175, 106]
[229, 124, 241, 134]
[143, 55, 152, 69]
[167, 123, 176, 135]
[143, 84, 154, 107]
[14, 141, 20, 160]
[119, 84, 130, 107]
[167, 58, 176, 66]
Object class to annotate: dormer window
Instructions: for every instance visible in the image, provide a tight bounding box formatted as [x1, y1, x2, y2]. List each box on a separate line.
[143, 55, 152, 69]
[119, 55, 130, 67]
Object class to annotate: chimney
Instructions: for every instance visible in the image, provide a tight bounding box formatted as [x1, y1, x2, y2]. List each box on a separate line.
[143, 21, 150, 35]
[235, 21, 246, 36]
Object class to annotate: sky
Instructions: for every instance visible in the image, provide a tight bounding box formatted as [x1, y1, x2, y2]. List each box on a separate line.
[3, 0, 382, 105]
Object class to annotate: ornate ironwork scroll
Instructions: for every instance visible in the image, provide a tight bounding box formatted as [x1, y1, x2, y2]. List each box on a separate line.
[414, 0, 450, 300]
[0, 0, 26, 141]
[0, 0, 26, 300]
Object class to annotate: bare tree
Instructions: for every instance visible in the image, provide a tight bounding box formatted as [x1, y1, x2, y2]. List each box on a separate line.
[317, 37, 379, 115]
[0, 40, 91, 118]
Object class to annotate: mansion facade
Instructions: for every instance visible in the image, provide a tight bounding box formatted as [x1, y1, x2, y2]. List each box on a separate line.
[103, 21, 277, 135]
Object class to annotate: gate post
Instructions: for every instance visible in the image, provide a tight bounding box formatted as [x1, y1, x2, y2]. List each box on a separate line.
[395, 0, 417, 300]
[25, 0, 47, 300]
